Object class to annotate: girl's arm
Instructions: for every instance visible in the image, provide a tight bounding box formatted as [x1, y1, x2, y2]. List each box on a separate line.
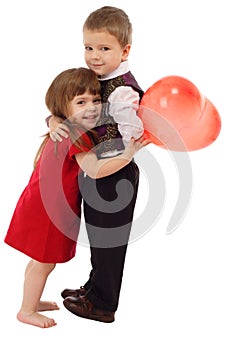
[75, 137, 149, 179]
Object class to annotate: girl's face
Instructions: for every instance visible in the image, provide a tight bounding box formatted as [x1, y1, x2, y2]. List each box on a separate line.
[83, 29, 131, 76]
[68, 92, 101, 130]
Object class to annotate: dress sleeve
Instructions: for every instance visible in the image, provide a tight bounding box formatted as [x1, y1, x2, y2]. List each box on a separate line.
[108, 86, 144, 145]
[68, 132, 94, 158]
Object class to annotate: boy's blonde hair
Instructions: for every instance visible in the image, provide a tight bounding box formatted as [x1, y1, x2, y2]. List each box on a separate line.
[83, 6, 132, 47]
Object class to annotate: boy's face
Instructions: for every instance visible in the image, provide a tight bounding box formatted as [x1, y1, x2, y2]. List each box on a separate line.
[68, 92, 101, 130]
[83, 29, 130, 76]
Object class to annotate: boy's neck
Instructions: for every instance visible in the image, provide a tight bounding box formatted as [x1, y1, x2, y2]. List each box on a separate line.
[98, 61, 129, 80]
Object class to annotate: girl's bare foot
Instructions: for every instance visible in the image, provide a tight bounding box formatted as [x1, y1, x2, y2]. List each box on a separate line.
[17, 310, 57, 328]
[38, 301, 60, 311]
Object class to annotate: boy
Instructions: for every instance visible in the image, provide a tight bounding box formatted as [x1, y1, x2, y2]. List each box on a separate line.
[49, 6, 145, 323]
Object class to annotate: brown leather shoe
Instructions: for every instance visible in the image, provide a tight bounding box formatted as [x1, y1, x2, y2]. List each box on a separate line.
[63, 295, 115, 323]
[61, 286, 86, 299]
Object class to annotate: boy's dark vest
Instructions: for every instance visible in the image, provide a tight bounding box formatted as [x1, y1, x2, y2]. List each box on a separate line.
[93, 71, 144, 158]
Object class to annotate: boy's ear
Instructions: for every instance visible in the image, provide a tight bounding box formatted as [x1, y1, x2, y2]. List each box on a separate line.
[122, 44, 131, 60]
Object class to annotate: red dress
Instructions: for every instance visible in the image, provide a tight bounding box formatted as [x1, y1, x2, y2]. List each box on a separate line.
[4, 134, 91, 263]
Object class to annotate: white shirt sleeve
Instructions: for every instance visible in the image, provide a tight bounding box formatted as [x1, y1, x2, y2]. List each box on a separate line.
[108, 86, 144, 146]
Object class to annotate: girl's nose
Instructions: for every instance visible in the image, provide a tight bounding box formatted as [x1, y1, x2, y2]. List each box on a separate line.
[87, 102, 97, 110]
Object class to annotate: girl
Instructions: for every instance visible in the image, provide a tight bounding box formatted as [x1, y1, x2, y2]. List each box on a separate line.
[4, 67, 147, 328]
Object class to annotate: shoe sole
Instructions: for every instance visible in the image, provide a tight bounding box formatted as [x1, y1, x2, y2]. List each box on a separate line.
[63, 300, 115, 323]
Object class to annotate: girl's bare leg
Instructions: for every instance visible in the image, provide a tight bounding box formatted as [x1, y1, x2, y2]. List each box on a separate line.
[24, 260, 59, 312]
[17, 260, 57, 328]
[38, 301, 59, 312]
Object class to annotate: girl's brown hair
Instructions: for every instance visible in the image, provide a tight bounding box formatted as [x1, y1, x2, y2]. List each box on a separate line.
[34, 67, 101, 168]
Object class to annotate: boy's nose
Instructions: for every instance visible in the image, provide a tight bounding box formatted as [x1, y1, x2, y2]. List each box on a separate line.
[92, 50, 100, 59]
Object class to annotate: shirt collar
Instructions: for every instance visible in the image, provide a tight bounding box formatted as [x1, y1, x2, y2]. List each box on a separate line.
[98, 61, 129, 81]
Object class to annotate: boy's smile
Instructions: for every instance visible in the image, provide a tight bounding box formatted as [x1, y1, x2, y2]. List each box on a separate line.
[83, 29, 130, 76]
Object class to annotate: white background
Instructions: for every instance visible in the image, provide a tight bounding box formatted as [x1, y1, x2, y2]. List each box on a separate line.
[0, 0, 232, 348]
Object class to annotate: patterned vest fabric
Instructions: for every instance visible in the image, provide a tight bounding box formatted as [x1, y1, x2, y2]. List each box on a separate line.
[93, 71, 144, 158]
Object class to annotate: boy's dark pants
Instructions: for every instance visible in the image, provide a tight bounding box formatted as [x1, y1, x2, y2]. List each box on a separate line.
[82, 161, 139, 312]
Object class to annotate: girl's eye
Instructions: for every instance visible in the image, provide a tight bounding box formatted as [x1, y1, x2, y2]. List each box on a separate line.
[85, 46, 92, 51]
[76, 100, 85, 105]
[93, 98, 102, 104]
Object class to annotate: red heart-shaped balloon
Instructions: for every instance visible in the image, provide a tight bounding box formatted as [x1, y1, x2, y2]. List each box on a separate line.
[139, 76, 221, 151]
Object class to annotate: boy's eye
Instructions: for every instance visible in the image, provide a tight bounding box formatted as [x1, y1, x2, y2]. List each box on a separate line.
[85, 46, 92, 51]
[100, 47, 110, 51]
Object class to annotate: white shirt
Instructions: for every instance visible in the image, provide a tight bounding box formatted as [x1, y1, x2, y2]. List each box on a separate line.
[99, 61, 144, 146]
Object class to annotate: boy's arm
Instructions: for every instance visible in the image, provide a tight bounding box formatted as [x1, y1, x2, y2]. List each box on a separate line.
[46, 115, 69, 142]
[108, 86, 144, 146]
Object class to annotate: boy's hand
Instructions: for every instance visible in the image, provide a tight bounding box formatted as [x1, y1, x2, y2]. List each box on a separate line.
[49, 116, 69, 142]
[135, 134, 151, 147]
[50, 124, 69, 142]
[123, 136, 150, 159]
